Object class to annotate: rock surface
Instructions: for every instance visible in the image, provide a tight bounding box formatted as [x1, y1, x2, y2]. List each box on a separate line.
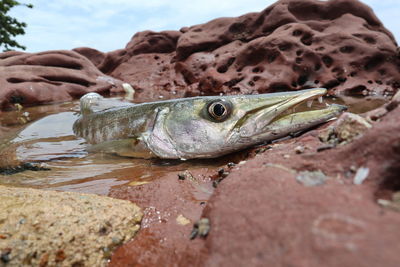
[192, 100, 400, 267]
[1, 0, 400, 266]
[319, 112, 372, 145]
[107, 98, 400, 267]
[0, 186, 142, 266]
[76, 0, 400, 102]
[2, 0, 399, 105]
[0, 50, 124, 111]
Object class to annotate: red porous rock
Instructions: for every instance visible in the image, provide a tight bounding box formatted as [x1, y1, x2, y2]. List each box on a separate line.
[106, 90, 400, 266]
[73, 47, 106, 68]
[83, 0, 400, 102]
[99, 30, 181, 74]
[0, 50, 124, 110]
[178, 94, 400, 267]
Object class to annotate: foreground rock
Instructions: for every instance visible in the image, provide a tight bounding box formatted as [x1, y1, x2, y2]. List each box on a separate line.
[105, 98, 400, 266]
[179, 98, 400, 267]
[0, 186, 142, 266]
[0, 50, 124, 111]
[76, 0, 400, 102]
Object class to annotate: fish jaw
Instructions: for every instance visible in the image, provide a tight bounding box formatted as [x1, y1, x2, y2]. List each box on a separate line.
[235, 88, 327, 138]
[250, 104, 347, 142]
[224, 89, 347, 150]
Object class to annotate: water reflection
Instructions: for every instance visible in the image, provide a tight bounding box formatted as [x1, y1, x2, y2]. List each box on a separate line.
[0, 103, 231, 195]
[0, 94, 389, 195]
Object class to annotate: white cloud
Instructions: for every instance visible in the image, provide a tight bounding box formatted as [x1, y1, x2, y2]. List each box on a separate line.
[5, 0, 399, 53]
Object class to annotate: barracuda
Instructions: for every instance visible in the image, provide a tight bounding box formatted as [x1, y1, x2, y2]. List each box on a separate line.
[73, 88, 346, 159]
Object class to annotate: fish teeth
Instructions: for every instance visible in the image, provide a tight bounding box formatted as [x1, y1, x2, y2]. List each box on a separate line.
[307, 99, 314, 108]
[318, 96, 323, 103]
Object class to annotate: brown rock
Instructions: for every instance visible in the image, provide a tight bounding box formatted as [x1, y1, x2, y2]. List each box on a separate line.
[108, 167, 216, 267]
[98, 30, 181, 74]
[95, 0, 399, 101]
[107, 98, 400, 266]
[73, 47, 106, 68]
[181, 98, 400, 267]
[0, 50, 124, 110]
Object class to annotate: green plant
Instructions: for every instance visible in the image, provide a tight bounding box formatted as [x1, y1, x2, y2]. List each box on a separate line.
[0, 0, 33, 51]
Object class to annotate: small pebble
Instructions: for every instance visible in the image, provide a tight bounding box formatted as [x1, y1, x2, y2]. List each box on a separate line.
[294, 145, 305, 154]
[190, 218, 210, 239]
[176, 214, 191, 226]
[177, 170, 194, 181]
[349, 165, 358, 172]
[353, 167, 369, 185]
[316, 144, 335, 152]
[221, 171, 229, 178]
[0, 249, 11, 263]
[296, 170, 327, 187]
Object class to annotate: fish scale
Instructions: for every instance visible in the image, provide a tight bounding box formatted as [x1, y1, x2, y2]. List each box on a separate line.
[73, 88, 346, 159]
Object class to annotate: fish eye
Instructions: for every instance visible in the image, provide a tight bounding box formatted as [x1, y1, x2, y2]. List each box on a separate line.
[207, 100, 232, 121]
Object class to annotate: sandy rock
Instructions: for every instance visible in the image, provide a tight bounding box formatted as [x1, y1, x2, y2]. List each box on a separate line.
[0, 186, 142, 266]
[319, 112, 372, 145]
[0, 50, 124, 110]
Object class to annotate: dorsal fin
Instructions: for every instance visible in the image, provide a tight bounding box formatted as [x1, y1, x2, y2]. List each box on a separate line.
[79, 92, 135, 115]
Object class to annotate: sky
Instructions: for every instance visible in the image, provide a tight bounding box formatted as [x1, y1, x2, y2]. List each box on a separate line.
[6, 0, 400, 53]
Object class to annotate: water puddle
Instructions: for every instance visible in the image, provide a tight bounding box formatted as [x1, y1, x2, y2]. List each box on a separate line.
[0, 94, 388, 195]
[0, 99, 232, 195]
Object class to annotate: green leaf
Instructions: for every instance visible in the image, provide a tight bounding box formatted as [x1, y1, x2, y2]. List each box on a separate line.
[0, 0, 33, 51]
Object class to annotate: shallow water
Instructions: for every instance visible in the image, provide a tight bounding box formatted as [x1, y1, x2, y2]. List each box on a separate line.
[0, 94, 388, 195]
[0, 99, 232, 195]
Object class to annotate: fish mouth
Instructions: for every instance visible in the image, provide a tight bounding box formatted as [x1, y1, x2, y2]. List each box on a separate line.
[237, 88, 347, 138]
[268, 90, 346, 124]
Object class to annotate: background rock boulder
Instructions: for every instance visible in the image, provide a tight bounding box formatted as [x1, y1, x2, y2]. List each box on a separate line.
[0, 50, 124, 110]
[84, 0, 400, 101]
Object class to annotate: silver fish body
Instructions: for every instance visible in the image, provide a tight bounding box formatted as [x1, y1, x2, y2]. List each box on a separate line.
[73, 89, 346, 159]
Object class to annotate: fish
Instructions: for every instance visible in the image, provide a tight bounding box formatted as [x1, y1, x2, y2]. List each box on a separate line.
[72, 88, 346, 159]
